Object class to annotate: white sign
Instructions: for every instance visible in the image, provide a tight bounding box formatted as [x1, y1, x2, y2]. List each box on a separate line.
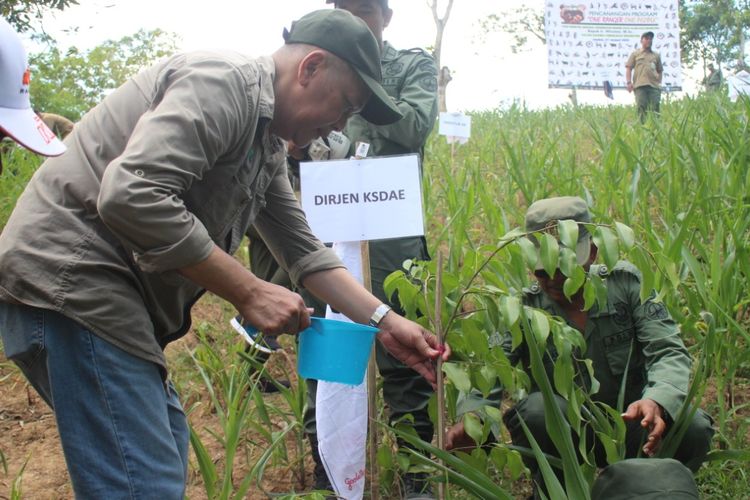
[300, 154, 424, 243]
[545, 0, 682, 90]
[438, 112, 471, 139]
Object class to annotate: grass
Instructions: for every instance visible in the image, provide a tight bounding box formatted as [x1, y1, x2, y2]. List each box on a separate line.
[1, 93, 749, 498]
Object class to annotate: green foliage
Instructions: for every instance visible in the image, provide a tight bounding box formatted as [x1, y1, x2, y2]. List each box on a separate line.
[680, 0, 750, 67]
[0, 0, 77, 32]
[28, 29, 178, 120]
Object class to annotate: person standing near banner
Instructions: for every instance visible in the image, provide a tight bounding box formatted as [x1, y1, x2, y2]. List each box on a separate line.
[702, 63, 723, 93]
[304, 1, 439, 497]
[625, 31, 663, 123]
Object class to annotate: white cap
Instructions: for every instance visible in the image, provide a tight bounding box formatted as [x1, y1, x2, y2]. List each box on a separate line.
[0, 17, 65, 157]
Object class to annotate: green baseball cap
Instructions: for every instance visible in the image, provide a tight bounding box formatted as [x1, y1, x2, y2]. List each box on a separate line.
[283, 9, 402, 126]
[591, 458, 699, 499]
[525, 196, 592, 271]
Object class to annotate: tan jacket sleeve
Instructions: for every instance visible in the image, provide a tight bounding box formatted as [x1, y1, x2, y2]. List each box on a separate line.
[252, 165, 344, 286]
[97, 56, 249, 273]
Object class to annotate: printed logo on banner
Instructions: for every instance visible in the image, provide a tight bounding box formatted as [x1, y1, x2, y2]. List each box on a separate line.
[544, 0, 682, 90]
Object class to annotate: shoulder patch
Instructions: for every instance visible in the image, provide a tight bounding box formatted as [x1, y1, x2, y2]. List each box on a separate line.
[419, 75, 438, 92]
[384, 62, 404, 76]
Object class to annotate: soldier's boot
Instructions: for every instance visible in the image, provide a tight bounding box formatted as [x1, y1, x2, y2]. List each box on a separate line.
[402, 471, 434, 499]
[308, 434, 335, 496]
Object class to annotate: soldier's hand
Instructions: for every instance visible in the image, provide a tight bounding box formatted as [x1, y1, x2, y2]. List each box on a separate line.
[621, 398, 666, 456]
[445, 422, 478, 452]
[238, 280, 311, 335]
[627, 82, 634, 93]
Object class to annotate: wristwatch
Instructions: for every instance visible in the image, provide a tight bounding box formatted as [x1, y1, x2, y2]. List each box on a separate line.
[368, 303, 392, 327]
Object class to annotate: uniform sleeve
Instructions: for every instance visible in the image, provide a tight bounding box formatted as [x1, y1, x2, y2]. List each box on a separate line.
[355, 52, 439, 152]
[624, 271, 691, 418]
[252, 166, 344, 286]
[626, 51, 636, 68]
[97, 56, 248, 272]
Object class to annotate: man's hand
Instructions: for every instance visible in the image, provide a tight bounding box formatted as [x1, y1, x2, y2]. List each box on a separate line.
[376, 312, 451, 387]
[237, 280, 311, 335]
[627, 82, 634, 93]
[445, 422, 478, 452]
[621, 398, 666, 456]
[179, 245, 311, 336]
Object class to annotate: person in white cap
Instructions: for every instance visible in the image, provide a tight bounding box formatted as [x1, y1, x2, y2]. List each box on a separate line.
[0, 17, 65, 173]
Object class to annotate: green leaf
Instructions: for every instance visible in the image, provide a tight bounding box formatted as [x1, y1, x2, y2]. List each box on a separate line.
[443, 362, 472, 393]
[540, 233, 560, 278]
[463, 413, 483, 445]
[558, 219, 579, 249]
[614, 222, 635, 251]
[559, 247, 577, 278]
[484, 405, 503, 423]
[582, 280, 596, 311]
[593, 226, 619, 269]
[516, 237, 538, 270]
[563, 266, 586, 300]
[505, 449, 526, 480]
[588, 272, 609, 311]
[553, 342, 573, 398]
[529, 309, 550, 345]
[500, 295, 522, 329]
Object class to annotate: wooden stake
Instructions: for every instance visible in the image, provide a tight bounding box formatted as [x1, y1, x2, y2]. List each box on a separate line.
[361, 240, 379, 500]
[434, 251, 446, 500]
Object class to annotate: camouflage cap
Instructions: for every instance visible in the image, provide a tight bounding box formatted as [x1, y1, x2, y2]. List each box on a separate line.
[283, 9, 402, 125]
[525, 196, 592, 271]
[591, 458, 699, 500]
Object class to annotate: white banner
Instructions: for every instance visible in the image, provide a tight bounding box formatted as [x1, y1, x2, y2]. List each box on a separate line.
[300, 154, 425, 243]
[317, 242, 368, 500]
[545, 1, 682, 90]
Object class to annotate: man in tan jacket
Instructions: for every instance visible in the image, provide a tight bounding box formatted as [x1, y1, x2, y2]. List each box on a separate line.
[626, 31, 663, 122]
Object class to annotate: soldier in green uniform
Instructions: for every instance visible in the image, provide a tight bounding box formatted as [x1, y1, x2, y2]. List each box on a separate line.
[626, 31, 663, 122]
[703, 63, 723, 92]
[446, 197, 713, 497]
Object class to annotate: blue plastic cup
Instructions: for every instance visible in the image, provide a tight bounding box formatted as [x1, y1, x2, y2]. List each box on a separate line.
[298, 317, 379, 385]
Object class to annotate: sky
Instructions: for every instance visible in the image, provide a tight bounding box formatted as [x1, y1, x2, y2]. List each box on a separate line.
[31, 0, 705, 112]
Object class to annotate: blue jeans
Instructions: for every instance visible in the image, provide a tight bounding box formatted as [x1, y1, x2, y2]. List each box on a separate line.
[0, 302, 189, 499]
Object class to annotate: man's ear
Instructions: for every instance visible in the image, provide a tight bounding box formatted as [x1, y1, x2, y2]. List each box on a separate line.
[297, 50, 326, 87]
[383, 8, 393, 28]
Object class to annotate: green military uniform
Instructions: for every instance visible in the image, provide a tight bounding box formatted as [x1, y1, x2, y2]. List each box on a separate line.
[626, 48, 663, 122]
[503, 262, 714, 494]
[304, 40, 439, 444]
[704, 67, 723, 92]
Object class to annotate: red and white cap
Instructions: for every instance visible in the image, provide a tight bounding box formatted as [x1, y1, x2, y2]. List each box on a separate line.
[0, 17, 65, 156]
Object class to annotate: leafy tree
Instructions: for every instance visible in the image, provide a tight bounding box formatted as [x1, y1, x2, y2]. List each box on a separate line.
[477, 5, 545, 54]
[1, 0, 78, 32]
[681, 0, 750, 70]
[29, 29, 178, 121]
